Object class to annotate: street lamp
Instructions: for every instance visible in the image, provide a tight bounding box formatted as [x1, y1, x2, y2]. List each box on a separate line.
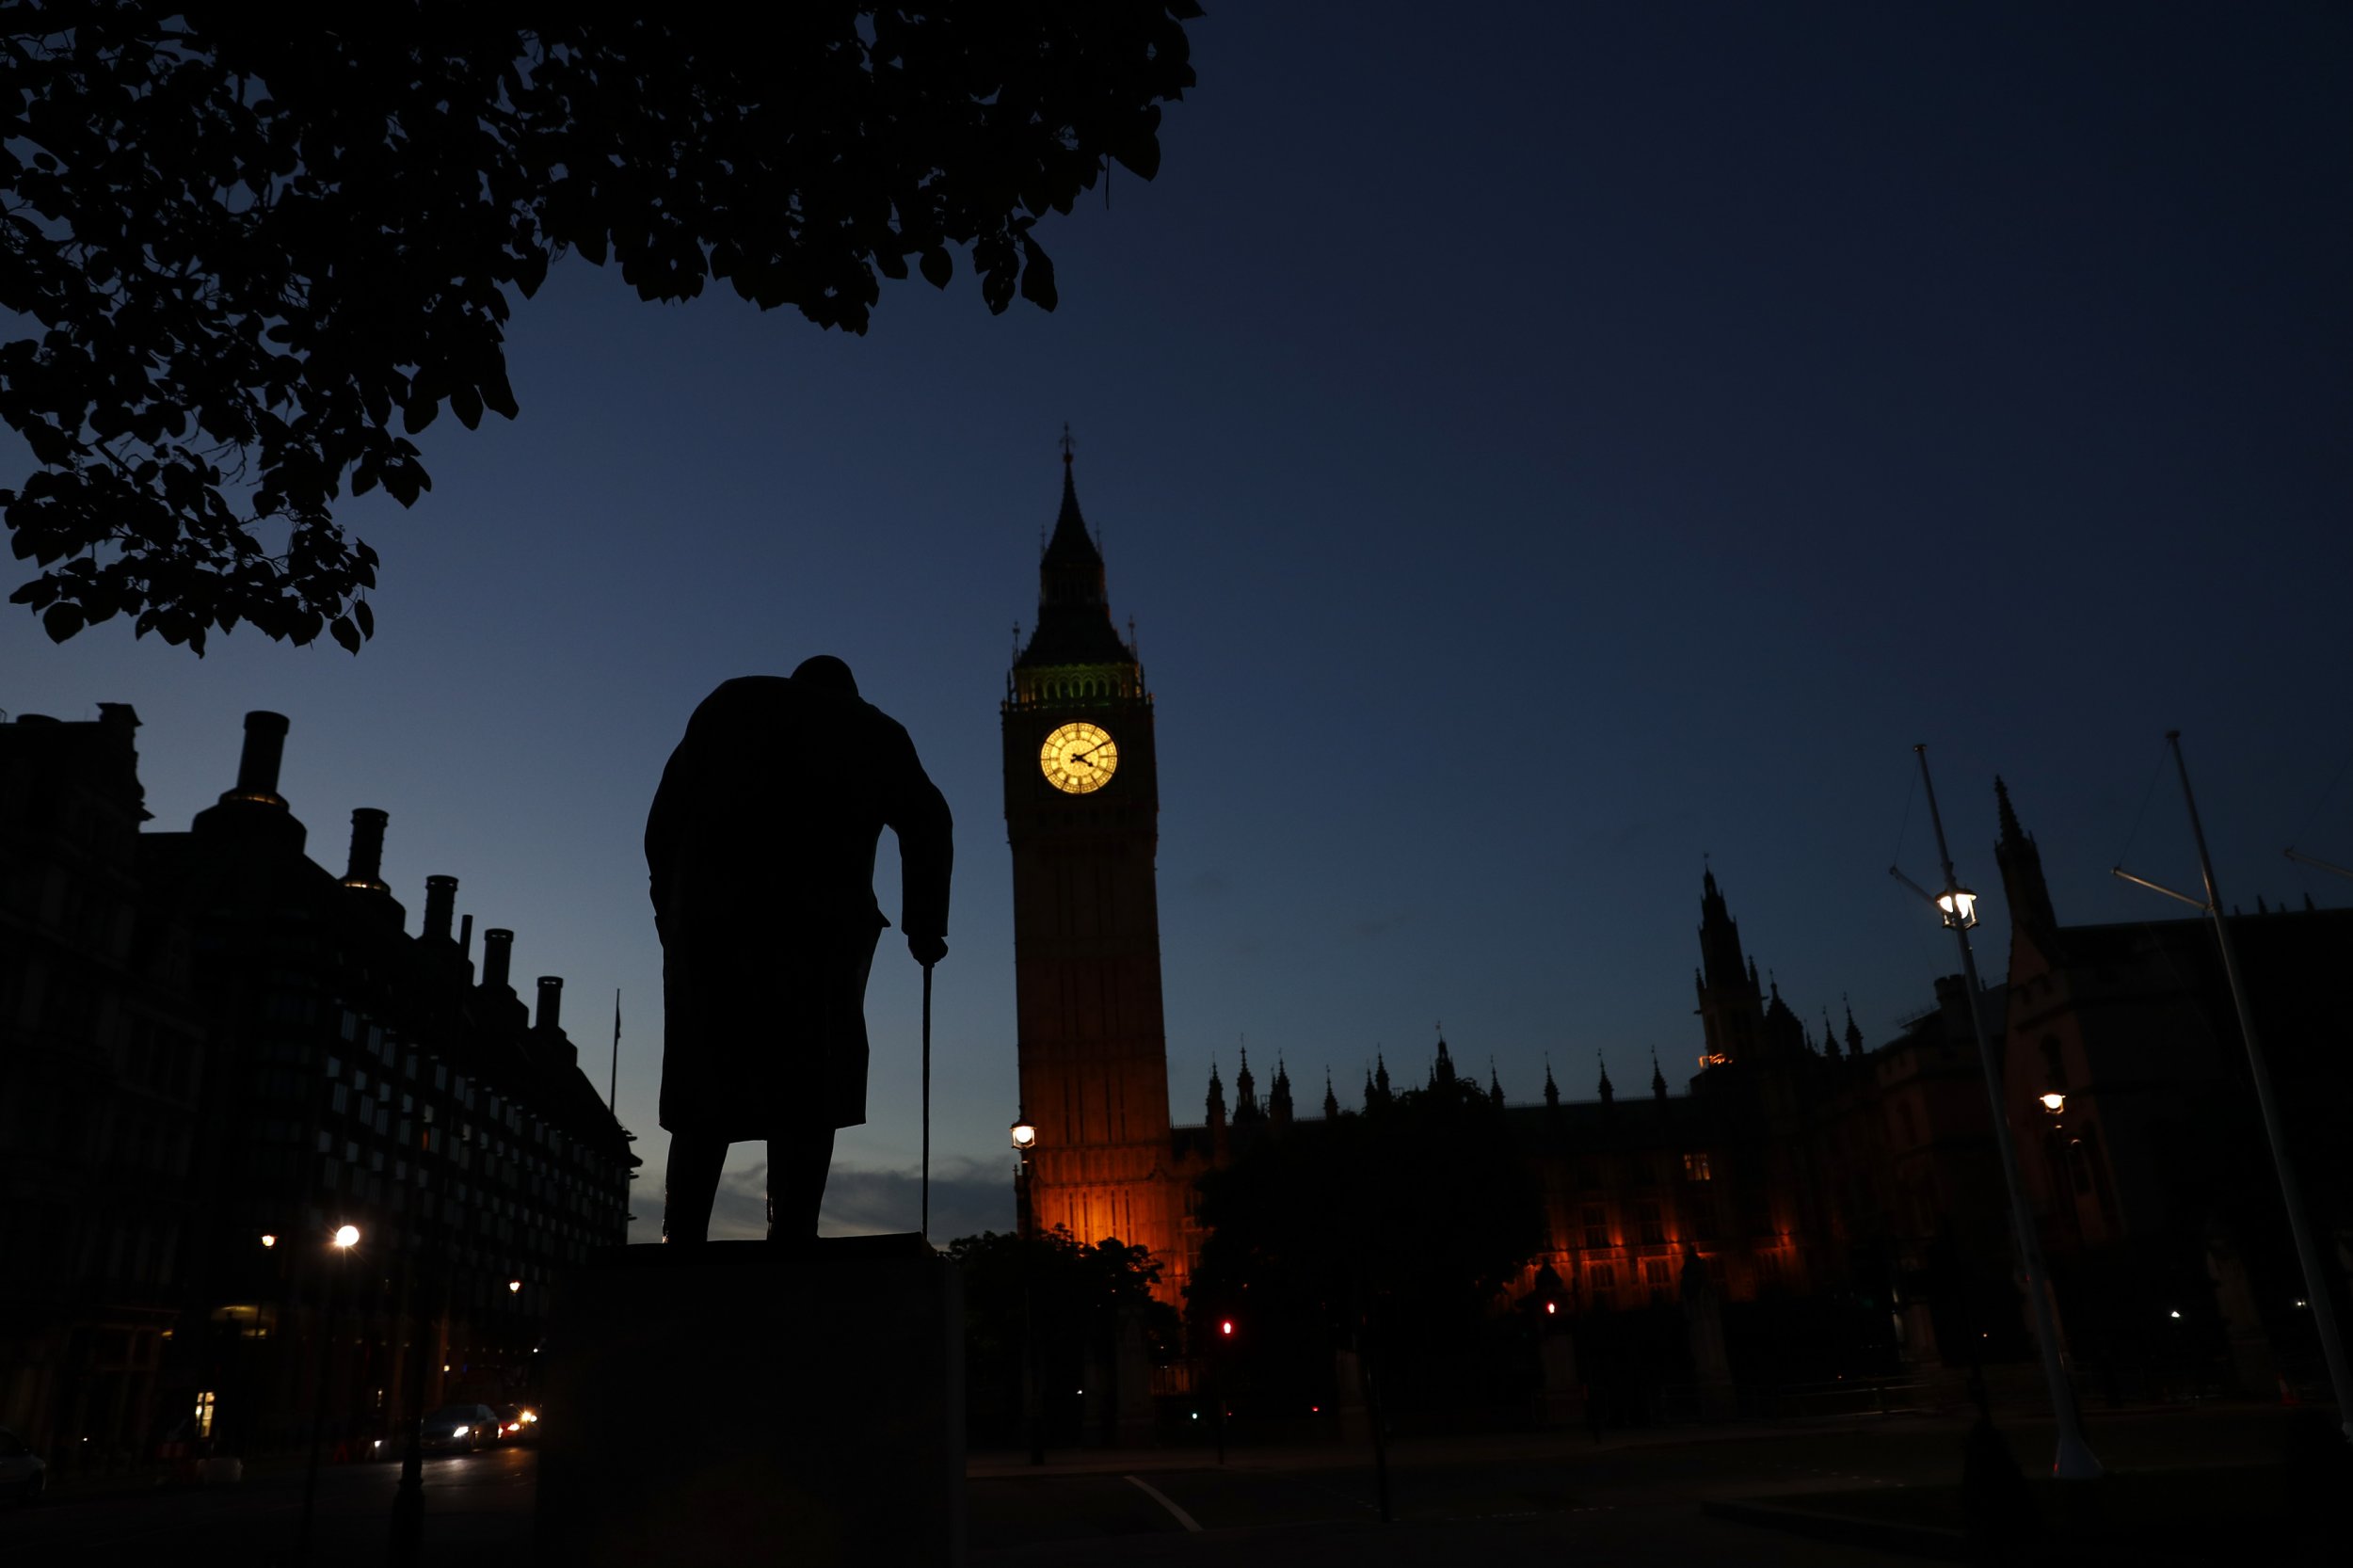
[2118, 732, 2353, 1440]
[1010, 1109, 1044, 1465]
[261, 1233, 279, 1249]
[297, 1224, 361, 1563]
[507, 1279, 521, 1294]
[1892, 745, 2101, 1480]
[2040, 1093, 2067, 1114]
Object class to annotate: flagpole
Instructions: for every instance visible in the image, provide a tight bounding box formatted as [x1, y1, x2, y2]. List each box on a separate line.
[610, 989, 620, 1116]
[2161, 733, 2353, 1437]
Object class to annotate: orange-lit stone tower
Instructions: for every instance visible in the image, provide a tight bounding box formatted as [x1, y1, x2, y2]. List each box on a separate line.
[1003, 444, 1178, 1288]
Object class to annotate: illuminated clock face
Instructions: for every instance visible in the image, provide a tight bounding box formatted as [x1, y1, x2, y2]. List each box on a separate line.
[1040, 722, 1119, 794]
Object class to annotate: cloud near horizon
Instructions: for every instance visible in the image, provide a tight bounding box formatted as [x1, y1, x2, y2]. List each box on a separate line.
[704, 1155, 1013, 1243]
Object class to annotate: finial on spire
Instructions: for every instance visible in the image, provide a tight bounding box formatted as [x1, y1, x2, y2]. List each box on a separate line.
[1059, 422, 1075, 466]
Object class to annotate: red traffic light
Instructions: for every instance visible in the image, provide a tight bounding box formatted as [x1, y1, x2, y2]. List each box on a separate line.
[1219, 1319, 1235, 1337]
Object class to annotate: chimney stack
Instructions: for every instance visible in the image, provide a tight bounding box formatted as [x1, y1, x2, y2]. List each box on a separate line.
[536, 976, 564, 1033]
[224, 711, 290, 807]
[457, 914, 474, 964]
[341, 808, 390, 892]
[423, 876, 458, 941]
[482, 929, 515, 991]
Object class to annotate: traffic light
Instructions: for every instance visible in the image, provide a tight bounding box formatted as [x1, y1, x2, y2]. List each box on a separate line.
[1219, 1318, 1235, 1339]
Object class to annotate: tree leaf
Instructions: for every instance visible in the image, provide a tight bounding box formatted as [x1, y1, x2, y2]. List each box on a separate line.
[1018, 238, 1059, 311]
[41, 601, 85, 643]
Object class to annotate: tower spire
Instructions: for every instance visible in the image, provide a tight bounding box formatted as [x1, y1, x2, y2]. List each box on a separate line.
[1993, 776, 2058, 938]
[1014, 431, 1128, 671]
[1695, 866, 1766, 1064]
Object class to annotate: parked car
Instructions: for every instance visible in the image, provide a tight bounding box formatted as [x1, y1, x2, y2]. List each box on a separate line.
[491, 1404, 541, 1444]
[0, 1428, 45, 1501]
[419, 1404, 502, 1453]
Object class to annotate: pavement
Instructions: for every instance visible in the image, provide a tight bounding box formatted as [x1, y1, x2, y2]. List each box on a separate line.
[0, 1400, 2319, 1566]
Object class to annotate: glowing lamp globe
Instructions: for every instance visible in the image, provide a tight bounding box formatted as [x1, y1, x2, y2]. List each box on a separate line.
[1010, 1119, 1037, 1152]
[332, 1224, 360, 1249]
[1935, 886, 1979, 930]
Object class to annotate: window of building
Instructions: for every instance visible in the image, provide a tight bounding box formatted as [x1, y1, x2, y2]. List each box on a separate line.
[1586, 1264, 1615, 1291]
[1641, 1257, 1673, 1298]
[1582, 1206, 1609, 1249]
[1683, 1152, 1712, 1182]
[1638, 1202, 1665, 1244]
[2040, 1037, 2066, 1089]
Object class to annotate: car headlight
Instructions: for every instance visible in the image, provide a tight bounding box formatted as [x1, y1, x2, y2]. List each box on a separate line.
[452, 1425, 470, 1437]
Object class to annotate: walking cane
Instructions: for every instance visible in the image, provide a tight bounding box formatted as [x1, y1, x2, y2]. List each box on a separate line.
[920, 961, 934, 1241]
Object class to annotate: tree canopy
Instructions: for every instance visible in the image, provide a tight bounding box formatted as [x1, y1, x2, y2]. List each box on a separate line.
[948, 1226, 1178, 1446]
[1186, 1071, 1545, 1413]
[1, 3, 1200, 652]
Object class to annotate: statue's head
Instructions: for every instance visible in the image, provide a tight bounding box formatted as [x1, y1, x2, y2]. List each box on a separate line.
[792, 655, 859, 699]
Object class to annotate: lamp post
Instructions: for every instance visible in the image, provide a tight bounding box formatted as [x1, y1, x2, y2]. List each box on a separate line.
[1010, 1112, 1037, 1242]
[2117, 731, 2353, 1437]
[296, 1224, 361, 1564]
[1895, 745, 2101, 1479]
[1011, 1112, 1044, 1465]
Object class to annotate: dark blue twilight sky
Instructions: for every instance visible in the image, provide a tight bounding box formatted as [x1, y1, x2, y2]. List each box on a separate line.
[6, 4, 2349, 1241]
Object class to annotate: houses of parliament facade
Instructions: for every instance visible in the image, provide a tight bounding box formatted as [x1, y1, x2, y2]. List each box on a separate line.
[1006, 454, 2348, 1398]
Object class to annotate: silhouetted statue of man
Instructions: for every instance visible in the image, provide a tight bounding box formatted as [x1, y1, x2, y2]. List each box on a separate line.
[647, 657, 952, 1242]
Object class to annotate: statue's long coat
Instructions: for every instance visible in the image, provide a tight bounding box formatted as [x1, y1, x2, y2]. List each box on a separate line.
[646, 676, 952, 1139]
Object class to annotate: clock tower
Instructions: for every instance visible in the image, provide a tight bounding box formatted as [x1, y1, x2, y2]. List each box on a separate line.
[1004, 444, 1178, 1288]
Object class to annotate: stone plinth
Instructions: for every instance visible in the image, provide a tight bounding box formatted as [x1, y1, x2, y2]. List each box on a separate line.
[536, 1235, 963, 1567]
